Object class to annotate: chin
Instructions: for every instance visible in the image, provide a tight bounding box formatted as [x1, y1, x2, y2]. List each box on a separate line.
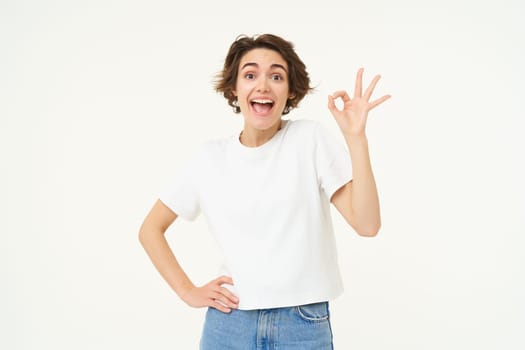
[249, 116, 281, 130]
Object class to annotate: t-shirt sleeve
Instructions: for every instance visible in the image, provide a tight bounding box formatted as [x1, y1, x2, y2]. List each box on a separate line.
[158, 151, 203, 221]
[314, 123, 353, 201]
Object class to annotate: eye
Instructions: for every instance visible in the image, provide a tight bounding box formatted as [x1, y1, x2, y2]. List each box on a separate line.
[271, 74, 283, 81]
[245, 73, 255, 79]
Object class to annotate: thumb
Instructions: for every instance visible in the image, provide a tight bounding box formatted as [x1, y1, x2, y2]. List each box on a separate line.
[327, 95, 338, 114]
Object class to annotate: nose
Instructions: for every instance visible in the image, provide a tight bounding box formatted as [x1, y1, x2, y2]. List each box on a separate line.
[256, 76, 270, 92]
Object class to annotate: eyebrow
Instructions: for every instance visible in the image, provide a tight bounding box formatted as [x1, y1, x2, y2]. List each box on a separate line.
[240, 62, 288, 73]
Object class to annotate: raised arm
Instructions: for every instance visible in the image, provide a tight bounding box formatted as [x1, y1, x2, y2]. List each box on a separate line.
[139, 199, 239, 312]
[327, 68, 390, 237]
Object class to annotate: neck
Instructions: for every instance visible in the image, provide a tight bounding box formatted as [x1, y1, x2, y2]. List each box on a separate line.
[240, 119, 282, 147]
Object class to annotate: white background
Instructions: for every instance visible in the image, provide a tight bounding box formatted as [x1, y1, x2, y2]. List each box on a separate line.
[2, 0, 524, 349]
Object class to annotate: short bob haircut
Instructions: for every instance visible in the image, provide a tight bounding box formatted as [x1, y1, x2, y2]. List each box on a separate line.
[215, 34, 312, 115]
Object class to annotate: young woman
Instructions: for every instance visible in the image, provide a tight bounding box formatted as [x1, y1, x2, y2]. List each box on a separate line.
[139, 34, 390, 349]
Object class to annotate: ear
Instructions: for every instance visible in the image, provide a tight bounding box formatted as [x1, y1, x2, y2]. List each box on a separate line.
[288, 93, 296, 99]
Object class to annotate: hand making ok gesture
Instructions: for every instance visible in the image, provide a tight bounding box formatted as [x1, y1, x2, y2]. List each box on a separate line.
[328, 68, 391, 138]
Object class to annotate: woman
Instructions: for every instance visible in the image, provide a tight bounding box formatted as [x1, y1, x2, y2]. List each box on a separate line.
[139, 34, 390, 349]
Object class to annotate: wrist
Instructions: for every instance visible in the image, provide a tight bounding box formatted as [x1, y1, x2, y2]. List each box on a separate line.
[175, 280, 195, 299]
[343, 133, 368, 146]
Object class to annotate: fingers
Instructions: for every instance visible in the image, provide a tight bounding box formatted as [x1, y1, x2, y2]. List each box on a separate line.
[330, 69, 390, 110]
[209, 288, 239, 308]
[327, 95, 338, 114]
[218, 286, 239, 304]
[354, 67, 364, 99]
[328, 90, 350, 113]
[181, 276, 240, 313]
[214, 275, 234, 286]
[209, 275, 239, 313]
[331, 90, 351, 102]
[364, 74, 381, 101]
[211, 299, 233, 313]
[369, 94, 391, 110]
[210, 291, 237, 311]
[328, 93, 347, 117]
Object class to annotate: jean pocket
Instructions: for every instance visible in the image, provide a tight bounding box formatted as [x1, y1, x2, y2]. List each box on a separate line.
[296, 302, 330, 323]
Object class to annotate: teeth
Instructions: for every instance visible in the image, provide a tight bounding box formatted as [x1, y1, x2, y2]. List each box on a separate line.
[251, 99, 273, 104]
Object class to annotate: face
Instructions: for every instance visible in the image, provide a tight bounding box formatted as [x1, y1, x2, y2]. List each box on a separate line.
[233, 48, 293, 132]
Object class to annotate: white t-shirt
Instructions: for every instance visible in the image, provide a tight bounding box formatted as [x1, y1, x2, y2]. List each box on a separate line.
[160, 118, 352, 310]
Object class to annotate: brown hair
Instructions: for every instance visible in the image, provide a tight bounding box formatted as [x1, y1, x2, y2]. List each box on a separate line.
[215, 34, 312, 115]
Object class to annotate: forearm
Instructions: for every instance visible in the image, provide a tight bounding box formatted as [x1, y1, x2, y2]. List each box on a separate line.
[139, 227, 194, 298]
[344, 134, 381, 235]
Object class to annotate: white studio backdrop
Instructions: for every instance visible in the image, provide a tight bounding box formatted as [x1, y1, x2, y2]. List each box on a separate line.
[2, 0, 524, 349]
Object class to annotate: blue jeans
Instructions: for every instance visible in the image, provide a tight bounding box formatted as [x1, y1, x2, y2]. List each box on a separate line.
[200, 301, 334, 350]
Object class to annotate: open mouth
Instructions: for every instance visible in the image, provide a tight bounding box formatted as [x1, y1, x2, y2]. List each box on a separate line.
[250, 99, 274, 114]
